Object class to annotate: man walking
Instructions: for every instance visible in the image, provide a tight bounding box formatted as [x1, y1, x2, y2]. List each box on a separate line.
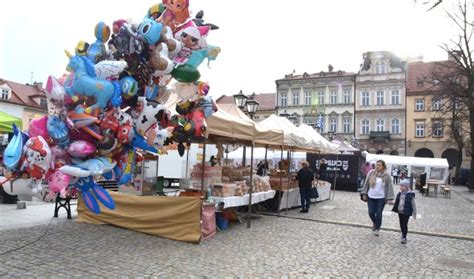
[296, 161, 315, 213]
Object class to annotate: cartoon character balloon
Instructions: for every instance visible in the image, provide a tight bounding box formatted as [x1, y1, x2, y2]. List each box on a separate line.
[21, 136, 52, 180]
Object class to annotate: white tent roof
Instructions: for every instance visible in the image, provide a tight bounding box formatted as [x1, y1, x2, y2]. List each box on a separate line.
[297, 124, 339, 154]
[259, 115, 313, 151]
[364, 152, 449, 168]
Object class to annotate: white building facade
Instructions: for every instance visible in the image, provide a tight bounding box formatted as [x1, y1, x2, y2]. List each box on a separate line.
[276, 67, 356, 140]
[355, 51, 406, 155]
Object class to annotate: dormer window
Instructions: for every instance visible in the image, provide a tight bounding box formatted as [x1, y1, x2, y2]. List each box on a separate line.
[40, 98, 48, 108]
[1, 88, 10, 100]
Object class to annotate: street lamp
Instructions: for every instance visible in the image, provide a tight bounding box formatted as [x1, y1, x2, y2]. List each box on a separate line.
[328, 131, 335, 141]
[246, 98, 260, 120]
[233, 90, 248, 109]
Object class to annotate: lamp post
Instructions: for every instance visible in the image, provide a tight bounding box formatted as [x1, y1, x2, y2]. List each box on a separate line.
[246, 98, 260, 120]
[233, 91, 260, 167]
[233, 90, 248, 109]
[328, 131, 335, 141]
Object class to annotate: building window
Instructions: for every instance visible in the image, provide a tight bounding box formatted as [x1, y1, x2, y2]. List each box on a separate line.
[292, 92, 299, 106]
[361, 91, 370, 106]
[343, 116, 351, 133]
[318, 91, 324, 105]
[415, 99, 425, 111]
[362, 119, 370, 135]
[303, 115, 315, 125]
[432, 97, 442, 111]
[376, 91, 384, 106]
[304, 91, 311, 105]
[1, 89, 9, 100]
[415, 121, 425, 137]
[375, 62, 386, 74]
[280, 93, 287, 106]
[376, 119, 385, 132]
[391, 90, 400, 105]
[454, 98, 461, 109]
[40, 98, 48, 108]
[343, 90, 351, 103]
[329, 117, 337, 132]
[330, 91, 337, 104]
[391, 118, 400, 134]
[432, 120, 443, 137]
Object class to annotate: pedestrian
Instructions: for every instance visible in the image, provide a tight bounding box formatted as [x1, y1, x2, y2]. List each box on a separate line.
[360, 160, 394, 236]
[392, 167, 399, 184]
[319, 158, 328, 182]
[391, 179, 417, 244]
[295, 160, 314, 213]
[210, 155, 218, 166]
[256, 161, 265, 176]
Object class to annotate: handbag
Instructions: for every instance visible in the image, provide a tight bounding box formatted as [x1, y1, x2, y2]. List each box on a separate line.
[310, 186, 319, 199]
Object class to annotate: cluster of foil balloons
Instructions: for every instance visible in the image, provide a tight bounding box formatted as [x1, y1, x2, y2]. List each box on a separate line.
[1, 0, 220, 214]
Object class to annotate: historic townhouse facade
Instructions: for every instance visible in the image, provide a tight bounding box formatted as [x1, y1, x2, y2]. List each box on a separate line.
[406, 61, 471, 169]
[355, 51, 406, 155]
[275, 66, 356, 140]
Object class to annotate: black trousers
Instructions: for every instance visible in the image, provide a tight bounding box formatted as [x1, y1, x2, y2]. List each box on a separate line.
[398, 213, 411, 238]
[299, 187, 311, 210]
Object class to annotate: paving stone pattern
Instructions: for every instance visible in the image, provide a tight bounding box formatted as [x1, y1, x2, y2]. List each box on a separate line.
[276, 185, 474, 237]
[0, 185, 473, 277]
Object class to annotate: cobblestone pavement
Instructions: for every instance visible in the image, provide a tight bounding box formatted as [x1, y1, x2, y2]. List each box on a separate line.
[273, 185, 474, 238]
[0, 211, 473, 277]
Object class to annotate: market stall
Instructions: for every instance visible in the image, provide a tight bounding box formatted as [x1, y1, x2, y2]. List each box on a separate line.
[363, 152, 450, 184]
[258, 115, 322, 212]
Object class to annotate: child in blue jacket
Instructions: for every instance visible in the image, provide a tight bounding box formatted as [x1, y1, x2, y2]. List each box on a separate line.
[392, 179, 417, 244]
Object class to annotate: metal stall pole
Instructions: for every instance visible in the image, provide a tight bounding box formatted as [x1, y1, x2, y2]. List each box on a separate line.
[264, 146, 268, 176]
[242, 146, 247, 167]
[185, 147, 190, 179]
[332, 153, 340, 200]
[200, 142, 207, 195]
[286, 149, 291, 215]
[247, 144, 255, 228]
[278, 146, 283, 216]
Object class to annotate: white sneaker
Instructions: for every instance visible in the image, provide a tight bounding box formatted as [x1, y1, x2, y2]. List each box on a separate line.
[401, 238, 407, 244]
[373, 229, 379, 236]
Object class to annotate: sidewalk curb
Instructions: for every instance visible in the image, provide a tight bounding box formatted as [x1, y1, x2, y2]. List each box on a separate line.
[261, 213, 474, 242]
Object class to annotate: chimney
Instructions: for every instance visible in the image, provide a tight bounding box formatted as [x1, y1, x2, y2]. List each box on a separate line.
[328, 64, 334, 72]
[33, 81, 43, 88]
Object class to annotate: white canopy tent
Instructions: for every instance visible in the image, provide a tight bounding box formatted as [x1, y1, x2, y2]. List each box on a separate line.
[363, 152, 449, 182]
[259, 115, 312, 151]
[297, 124, 339, 154]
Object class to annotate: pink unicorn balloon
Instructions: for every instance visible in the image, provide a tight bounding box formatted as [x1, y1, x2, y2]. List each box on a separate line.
[46, 169, 71, 199]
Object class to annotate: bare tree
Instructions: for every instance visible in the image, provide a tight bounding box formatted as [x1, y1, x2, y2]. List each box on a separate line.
[426, 0, 473, 189]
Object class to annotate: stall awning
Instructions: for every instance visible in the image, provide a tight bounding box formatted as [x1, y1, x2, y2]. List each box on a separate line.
[297, 124, 340, 154]
[259, 115, 315, 151]
[218, 103, 284, 147]
[164, 94, 255, 144]
[0, 112, 22, 133]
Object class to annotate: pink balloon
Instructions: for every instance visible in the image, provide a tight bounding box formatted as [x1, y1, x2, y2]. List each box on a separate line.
[28, 116, 49, 139]
[46, 169, 70, 199]
[67, 140, 97, 158]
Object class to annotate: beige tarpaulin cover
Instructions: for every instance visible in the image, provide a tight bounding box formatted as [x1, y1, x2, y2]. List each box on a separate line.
[297, 124, 339, 154]
[218, 103, 284, 147]
[259, 115, 313, 151]
[164, 94, 255, 143]
[77, 191, 203, 243]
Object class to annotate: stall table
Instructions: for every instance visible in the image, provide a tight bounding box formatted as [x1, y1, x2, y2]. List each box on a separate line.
[211, 190, 276, 209]
[267, 180, 331, 211]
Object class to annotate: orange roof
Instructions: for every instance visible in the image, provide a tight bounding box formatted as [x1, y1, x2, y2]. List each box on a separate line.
[406, 60, 453, 93]
[0, 78, 47, 110]
[216, 93, 276, 111]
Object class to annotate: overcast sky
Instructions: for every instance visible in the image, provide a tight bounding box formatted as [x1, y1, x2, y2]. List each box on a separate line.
[0, 0, 461, 98]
